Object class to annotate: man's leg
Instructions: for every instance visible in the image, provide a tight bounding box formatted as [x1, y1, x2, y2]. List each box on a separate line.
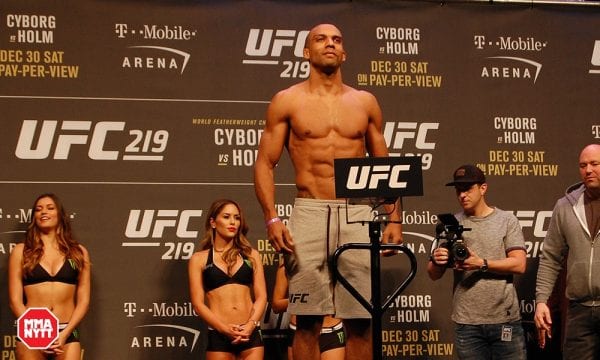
[344, 318, 371, 360]
[454, 323, 491, 360]
[563, 302, 600, 360]
[489, 321, 527, 360]
[293, 315, 323, 360]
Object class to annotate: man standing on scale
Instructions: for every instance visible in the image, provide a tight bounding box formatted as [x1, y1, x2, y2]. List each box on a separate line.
[254, 23, 403, 360]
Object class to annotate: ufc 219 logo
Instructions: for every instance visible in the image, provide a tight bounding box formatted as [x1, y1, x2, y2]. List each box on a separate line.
[245, 29, 308, 58]
[123, 210, 203, 260]
[510, 210, 552, 258]
[15, 120, 169, 161]
[511, 210, 552, 239]
[346, 165, 410, 190]
[125, 210, 203, 238]
[383, 122, 438, 170]
[243, 29, 310, 79]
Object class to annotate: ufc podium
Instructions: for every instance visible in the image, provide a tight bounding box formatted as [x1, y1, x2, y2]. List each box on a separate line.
[332, 156, 423, 359]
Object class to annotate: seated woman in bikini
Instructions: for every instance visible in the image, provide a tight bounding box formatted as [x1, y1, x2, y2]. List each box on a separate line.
[8, 193, 91, 360]
[188, 199, 267, 360]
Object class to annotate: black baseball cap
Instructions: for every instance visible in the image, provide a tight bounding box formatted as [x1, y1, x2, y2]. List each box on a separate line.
[445, 164, 486, 186]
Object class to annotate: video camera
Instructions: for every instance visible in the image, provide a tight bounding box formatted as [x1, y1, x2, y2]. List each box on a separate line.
[432, 213, 471, 267]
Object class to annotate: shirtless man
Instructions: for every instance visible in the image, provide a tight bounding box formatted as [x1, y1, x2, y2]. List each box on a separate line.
[254, 23, 402, 360]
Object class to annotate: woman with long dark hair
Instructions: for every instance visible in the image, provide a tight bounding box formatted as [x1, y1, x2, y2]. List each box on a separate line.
[188, 199, 266, 359]
[8, 193, 91, 359]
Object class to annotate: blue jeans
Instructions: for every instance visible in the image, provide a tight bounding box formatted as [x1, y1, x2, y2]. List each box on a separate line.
[454, 321, 526, 360]
[563, 302, 600, 360]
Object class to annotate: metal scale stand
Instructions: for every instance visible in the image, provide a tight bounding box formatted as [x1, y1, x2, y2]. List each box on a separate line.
[331, 156, 423, 359]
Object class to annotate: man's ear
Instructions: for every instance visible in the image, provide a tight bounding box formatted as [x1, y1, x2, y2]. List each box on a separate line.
[303, 47, 310, 60]
[479, 183, 488, 195]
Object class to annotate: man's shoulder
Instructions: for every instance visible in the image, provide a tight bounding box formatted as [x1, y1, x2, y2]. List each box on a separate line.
[339, 85, 379, 112]
[487, 207, 519, 223]
[342, 84, 376, 99]
[268, 83, 308, 113]
[459, 208, 516, 223]
[490, 207, 512, 217]
[562, 182, 585, 204]
[274, 81, 308, 97]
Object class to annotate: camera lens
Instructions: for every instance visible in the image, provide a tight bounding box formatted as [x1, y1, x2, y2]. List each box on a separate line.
[452, 244, 469, 261]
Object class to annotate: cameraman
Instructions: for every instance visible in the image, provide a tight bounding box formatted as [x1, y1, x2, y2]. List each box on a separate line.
[427, 164, 527, 360]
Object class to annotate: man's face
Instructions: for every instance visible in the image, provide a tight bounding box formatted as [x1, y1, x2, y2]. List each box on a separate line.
[579, 145, 600, 190]
[455, 183, 486, 214]
[303, 24, 346, 71]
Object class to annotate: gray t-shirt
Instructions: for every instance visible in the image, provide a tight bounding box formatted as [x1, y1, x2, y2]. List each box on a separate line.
[451, 208, 526, 325]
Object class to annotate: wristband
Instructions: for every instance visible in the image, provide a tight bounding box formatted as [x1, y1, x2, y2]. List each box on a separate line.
[250, 320, 260, 327]
[265, 217, 281, 227]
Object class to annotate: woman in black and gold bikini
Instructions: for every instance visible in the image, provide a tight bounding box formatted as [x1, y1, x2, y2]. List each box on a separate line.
[188, 198, 267, 360]
[8, 193, 91, 360]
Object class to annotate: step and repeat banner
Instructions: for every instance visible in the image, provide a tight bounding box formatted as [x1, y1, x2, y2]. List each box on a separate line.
[1, 0, 599, 359]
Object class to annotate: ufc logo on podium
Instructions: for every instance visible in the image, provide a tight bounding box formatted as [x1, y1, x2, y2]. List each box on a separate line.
[334, 157, 423, 199]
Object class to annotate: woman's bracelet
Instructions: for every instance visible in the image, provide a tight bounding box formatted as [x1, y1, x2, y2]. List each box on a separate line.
[265, 217, 281, 227]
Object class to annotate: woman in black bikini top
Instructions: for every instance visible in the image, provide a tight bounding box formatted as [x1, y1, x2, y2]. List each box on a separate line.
[8, 193, 91, 360]
[188, 199, 266, 360]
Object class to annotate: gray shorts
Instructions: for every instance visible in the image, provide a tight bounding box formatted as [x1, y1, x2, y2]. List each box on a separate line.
[285, 198, 372, 319]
